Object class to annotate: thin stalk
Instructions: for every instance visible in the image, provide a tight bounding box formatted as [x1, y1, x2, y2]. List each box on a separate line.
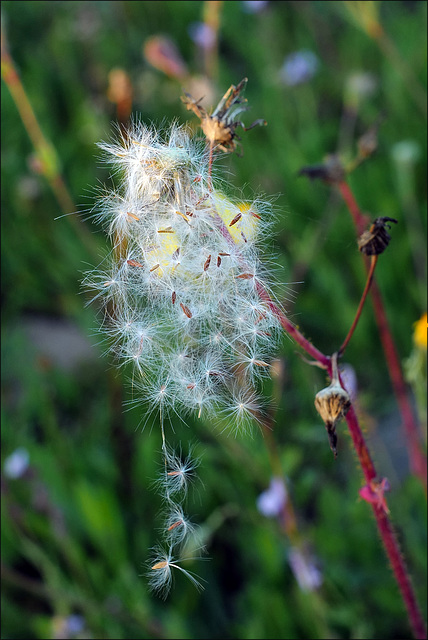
[1, 24, 97, 259]
[207, 143, 425, 639]
[337, 179, 427, 490]
[339, 255, 378, 356]
[344, 404, 427, 639]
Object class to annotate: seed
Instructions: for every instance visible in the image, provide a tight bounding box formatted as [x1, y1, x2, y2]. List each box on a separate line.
[175, 210, 190, 223]
[180, 303, 192, 318]
[167, 520, 183, 532]
[229, 212, 242, 227]
[126, 211, 139, 221]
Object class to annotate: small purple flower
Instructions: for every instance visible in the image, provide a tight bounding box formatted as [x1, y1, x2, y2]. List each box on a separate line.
[288, 547, 323, 592]
[257, 476, 287, 517]
[242, 1, 269, 13]
[279, 50, 319, 86]
[188, 22, 216, 51]
[3, 448, 30, 479]
[65, 614, 85, 636]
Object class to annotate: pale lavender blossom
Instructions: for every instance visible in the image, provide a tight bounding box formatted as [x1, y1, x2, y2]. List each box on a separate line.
[257, 476, 287, 517]
[188, 22, 216, 51]
[288, 547, 323, 592]
[65, 615, 85, 636]
[279, 50, 319, 86]
[242, 0, 269, 13]
[4, 447, 30, 479]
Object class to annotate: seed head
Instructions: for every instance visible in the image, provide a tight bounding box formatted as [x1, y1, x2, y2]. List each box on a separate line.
[88, 120, 280, 433]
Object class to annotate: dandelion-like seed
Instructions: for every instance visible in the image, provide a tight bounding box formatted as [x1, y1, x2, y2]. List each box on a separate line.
[148, 546, 204, 599]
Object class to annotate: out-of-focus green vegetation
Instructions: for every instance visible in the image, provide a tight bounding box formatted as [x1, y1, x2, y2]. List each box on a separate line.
[1, 2, 426, 639]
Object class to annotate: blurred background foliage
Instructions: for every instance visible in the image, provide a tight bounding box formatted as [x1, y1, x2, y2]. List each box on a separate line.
[1, 1, 427, 639]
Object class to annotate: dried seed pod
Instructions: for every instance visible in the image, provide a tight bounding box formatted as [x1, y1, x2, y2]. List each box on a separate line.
[314, 354, 351, 457]
[182, 78, 266, 154]
[298, 154, 345, 184]
[314, 382, 351, 425]
[358, 217, 398, 256]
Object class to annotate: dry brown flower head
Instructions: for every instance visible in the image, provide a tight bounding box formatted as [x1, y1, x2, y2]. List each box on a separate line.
[181, 78, 266, 153]
[358, 216, 398, 256]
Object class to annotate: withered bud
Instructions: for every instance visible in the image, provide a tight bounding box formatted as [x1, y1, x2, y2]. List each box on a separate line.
[182, 78, 266, 154]
[314, 354, 351, 457]
[298, 154, 345, 184]
[314, 382, 351, 426]
[356, 114, 384, 160]
[357, 125, 378, 159]
[358, 216, 398, 256]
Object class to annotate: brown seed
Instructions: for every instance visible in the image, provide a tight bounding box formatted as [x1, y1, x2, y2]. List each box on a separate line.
[126, 211, 140, 221]
[253, 360, 269, 367]
[172, 291, 176, 304]
[167, 520, 183, 531]
[152, 561, 168, 570]
[180, 303, 192, 318]
[175, 210, 190, 223]
[236, 273, 254, 279]
[217, 256, 222, 267]
[229, 212, 242, 227]
[157, 227, 174, 233]
[204, 255, 212, 271]
[127, 259, 144, 268]
[149, 263, 160, 272]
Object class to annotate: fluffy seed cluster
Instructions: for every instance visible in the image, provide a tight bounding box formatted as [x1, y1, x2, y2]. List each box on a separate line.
[88, 121, 280, 431]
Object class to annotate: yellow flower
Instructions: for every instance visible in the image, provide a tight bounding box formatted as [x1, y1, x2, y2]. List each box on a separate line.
[413, 313, 427, 350]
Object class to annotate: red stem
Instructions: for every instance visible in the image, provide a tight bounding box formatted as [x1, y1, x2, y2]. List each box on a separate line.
[337, 180, 427, 490]
[209, 188, 426, 638]
[339, 255, 378, 356]
[344, 404, 426, 639]
[375, 507, 427, 639]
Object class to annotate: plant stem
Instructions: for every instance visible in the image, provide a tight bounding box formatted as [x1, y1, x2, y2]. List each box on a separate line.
[337, 179, 427, 490]
[339, 255, 378, 356]
[209, 157, 425, 638]
[1, 23, 97, 259]
[343, 403, 427, 639]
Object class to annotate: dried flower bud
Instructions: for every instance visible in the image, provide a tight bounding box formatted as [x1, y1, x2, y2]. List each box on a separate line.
[358, 216, 398, 256]
[182, 78, 266, 153]
[357, 124, 379, 159]
[314, 382, 351, 426]
[314, 354, 351, 457]
[298, 154, 345, 184]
